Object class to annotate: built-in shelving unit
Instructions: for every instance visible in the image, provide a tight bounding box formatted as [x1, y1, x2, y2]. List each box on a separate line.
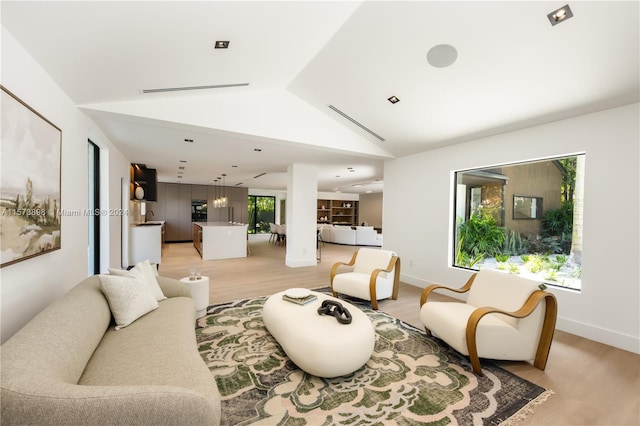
[317, 199, 358, 226]
[317, 199, 331, 224]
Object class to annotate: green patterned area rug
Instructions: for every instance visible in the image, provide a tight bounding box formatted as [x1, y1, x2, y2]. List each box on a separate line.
[196, 295, 552, 426]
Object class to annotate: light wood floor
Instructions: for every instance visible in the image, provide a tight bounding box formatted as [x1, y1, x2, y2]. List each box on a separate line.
[159, 235, 640, 426]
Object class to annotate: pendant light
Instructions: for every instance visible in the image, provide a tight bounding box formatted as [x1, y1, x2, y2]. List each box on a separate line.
[213, 178, 220, 208]
[221, 174, 228, 207]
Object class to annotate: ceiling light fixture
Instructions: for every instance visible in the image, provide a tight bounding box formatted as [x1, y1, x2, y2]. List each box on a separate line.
[388, 96, 400, 104]
[184, 138, 194, 143]
[215, 40, 230, 49]
[547, 4, 573, 25]
[220, 174, 228, 207]
[427, 44, 458, 68]
[253, 148, 262, 152]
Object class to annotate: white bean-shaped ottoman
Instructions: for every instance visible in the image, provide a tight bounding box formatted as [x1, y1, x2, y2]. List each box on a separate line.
[263, 290, 375, 378]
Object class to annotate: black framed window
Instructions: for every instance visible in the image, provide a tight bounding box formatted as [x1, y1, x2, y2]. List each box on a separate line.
[88, 140, 100, 274]
[513, 195, 543, 219]
[248, 195, 275, 234]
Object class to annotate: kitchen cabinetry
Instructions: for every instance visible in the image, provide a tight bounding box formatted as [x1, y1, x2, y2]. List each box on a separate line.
[193, 223, 202, 255]
[317, 199, 358, 225]
[191, 184, 208, 200]
[164, 184, 180, 241]
[230, 187, 249, 223]
[155, 183, 248, 242]
[178, 184, 192, 240]
[130, 164, 157, 202]
[164, 183, 191, 241]
[151, 183, 166, 221]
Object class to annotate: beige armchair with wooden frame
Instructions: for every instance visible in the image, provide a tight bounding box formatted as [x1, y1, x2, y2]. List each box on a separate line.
[330, 248, 400, 310]
[419, 269, 557, 375]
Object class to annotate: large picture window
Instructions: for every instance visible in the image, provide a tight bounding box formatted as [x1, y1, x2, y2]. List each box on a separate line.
[453, 154, 584, 290]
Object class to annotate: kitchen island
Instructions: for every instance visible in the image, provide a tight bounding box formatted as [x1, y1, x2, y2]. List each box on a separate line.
[193, 222, 248, 260]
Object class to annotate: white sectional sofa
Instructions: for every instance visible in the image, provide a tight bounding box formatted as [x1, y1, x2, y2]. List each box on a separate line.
[319, 225, 382, 247]
[355, 226, 383, 246]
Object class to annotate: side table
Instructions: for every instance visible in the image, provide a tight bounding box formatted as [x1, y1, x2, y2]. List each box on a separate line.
[180, 276, 210, 318]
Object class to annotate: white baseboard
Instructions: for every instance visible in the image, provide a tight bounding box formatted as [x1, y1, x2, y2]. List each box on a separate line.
[556, 317, 640, 354]
[285, 257, 317, 268]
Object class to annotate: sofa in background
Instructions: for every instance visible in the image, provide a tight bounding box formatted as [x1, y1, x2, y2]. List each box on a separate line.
[1, 273, 221, 425]
[319, 225, 382, 247]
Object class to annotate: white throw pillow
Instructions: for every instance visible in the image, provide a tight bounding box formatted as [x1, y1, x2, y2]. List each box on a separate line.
[109, 261, 166, 301]
[99, 269, 159, 330]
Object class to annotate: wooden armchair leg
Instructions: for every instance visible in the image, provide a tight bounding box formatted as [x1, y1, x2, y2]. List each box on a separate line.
[469, 354, 483, 376]
[466, 315, 484, 376]
[533, 294, 558, 371]
[371, 299, 379, 310]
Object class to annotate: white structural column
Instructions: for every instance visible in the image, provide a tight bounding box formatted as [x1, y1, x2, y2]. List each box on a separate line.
[285, 164, 318, 267]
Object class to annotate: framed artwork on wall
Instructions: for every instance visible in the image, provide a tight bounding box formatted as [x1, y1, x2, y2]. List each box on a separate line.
[1, 85, 62, 267]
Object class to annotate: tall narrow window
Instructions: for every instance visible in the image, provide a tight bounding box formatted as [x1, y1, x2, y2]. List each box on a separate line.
[452, 154, 585, 291]
[248, 195, 275, 234]
[88, 140, 100, 274]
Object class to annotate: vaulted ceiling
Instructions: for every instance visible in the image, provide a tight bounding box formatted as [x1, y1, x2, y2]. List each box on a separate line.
[2, 1, 638, 193]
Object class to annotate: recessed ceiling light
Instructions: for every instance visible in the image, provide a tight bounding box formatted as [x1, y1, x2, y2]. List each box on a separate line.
[547, 4, 573, 26]
[427, 44, 458, 68]
[388, 96, 400, 104]
[215, 40, 230, 49]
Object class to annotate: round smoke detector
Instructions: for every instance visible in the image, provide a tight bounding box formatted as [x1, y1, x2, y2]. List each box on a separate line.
[427, 44, 458, 68]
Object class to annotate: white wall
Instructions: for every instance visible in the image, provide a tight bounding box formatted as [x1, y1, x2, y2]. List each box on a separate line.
[359, 192, 383, 228]
[0, 28, 131, 343]
[384, 103, 640, 354]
